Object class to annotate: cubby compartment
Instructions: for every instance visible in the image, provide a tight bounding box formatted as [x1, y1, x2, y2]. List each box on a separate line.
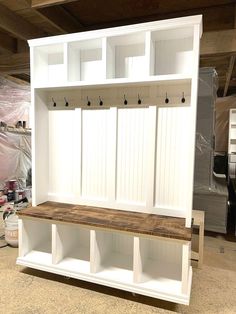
[91, 230, 134, 283]
[34, 44, 66, 85]
[106, 32, 147, 79]
[68, 39, 105, 82]
[134, 237, 183, 294]
[53, 224, 90, 273]
[150, 27, 194, 76]
[20, 219, 52, 264]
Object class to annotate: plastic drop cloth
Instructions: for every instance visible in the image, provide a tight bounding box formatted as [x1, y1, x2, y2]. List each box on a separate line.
[193, 68, 228, 233]
[194, 67, 225, 194]
[0, 76, 31, 189]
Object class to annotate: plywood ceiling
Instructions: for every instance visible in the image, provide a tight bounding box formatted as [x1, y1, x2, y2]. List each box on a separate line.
[0, 0, 235, 95]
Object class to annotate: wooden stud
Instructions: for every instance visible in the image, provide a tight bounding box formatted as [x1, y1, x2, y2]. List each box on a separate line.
[223, 55, 236, 97]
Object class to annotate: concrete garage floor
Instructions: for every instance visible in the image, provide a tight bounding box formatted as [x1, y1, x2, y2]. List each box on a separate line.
[0, 232, 236, 314]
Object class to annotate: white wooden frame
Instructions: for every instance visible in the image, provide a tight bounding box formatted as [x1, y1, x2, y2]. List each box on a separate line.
[18, 15, 202, 306]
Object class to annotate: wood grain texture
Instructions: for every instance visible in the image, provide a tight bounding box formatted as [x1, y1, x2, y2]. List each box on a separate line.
[18, 202, 192, 241]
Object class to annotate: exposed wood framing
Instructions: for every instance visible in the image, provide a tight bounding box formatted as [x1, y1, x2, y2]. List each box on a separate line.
[3, 74, 30, 85]
[0, 3, 46, 40]
[37, 6, 84, 33]
[235, 3, 236, 28]
[223, 55, 236, 97]
[0, 31, 16, 54]
[31, 0, 77, 8]
[201, 29, 236, 56]
[17, 39, 29, 53]
[0, 52, 29, 74]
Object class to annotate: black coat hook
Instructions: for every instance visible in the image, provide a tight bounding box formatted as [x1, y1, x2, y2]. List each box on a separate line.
[124, 94, 128, 105]
[52, 97, 56, 107]
[64, 97, 69, 107]
[138, 94, 142, 105]
[165, 92, 169, 104]
[181, 92, 185, 103]
[99, 96, 103, 106]
[87, 96, 91, 106]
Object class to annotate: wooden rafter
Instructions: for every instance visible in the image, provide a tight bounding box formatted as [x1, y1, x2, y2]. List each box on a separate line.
[31, 0, 77, 8]
[36, 6, 84, 34]
[3, 74, 30, 85]
[223, 55, 236, 97]
[0, 52, 29, 74]
[235, 3, 236, 28]
[201, 29, 236, 56]
[0, 3, 46, 40]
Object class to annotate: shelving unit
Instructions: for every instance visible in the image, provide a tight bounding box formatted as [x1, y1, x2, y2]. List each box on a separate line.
[229, 109, 236, 154]
[228, 109, 236, 178]
[17, 202, 192, 304]
[17, 15, 202, 305]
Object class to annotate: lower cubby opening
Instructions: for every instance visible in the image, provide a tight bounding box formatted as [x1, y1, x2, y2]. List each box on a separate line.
[21, 219, 52, 264]
[135, 237, 183, 294]
[54, 224, 90, 273]
[92, 230, 134, 283]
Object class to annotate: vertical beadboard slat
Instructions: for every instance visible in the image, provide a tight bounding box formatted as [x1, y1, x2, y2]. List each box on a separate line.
[81, 109, 109, 200]
[107, 108, 117, 202]
[116, 108, 148, 205]
[73, 109, 82, 201]
[146, 106, 157, 210]
[155, 107, 191, 212]
[48, 110, 75, 198]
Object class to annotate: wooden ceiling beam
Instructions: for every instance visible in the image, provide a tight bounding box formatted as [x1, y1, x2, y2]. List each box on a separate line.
[201, 29, 236, 56]
[223, 55, 236, 96]
[31, 0, 77, 8]
[36, 6, 84, 33]
[0, 3, 46, 40]
[0, 52, 29, 74]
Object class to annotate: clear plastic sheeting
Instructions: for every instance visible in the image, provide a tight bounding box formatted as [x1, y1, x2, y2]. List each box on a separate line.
[0, 76, 30, 127]
[195, 132, 212, 155]
[0, 131, 31, 189]
[215, 95, 236, 153]
[193, 68, 228, 233]
[0, 76, 31, 189]
[194, 68, 219, 192]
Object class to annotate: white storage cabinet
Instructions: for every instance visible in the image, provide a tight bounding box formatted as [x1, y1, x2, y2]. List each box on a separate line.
[17, 15, 202, 305]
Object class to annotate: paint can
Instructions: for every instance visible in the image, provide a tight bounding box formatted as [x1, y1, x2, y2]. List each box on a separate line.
[7, 190, 15, 202]
[4, 214, 18, 247]
[15, 189, 25, 201]
[6, 180, 18, 191]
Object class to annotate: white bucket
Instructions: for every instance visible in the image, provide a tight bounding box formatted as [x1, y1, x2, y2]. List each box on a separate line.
[4, 214, 18, 247]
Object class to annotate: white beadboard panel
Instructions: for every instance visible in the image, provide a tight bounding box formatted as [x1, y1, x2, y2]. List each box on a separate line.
[116, 107, 149, 205]
[155, 107, 191, 212]
[81, 109, 110, 200]
[48, 110, 75, 199]
[140, 237, 182, 265]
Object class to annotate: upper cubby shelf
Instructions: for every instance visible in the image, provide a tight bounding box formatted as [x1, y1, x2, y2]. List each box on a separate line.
[33, 43, 66, 85]
[68, 38, 105, 82]
[106, 32, 147, 79]
[150, 27, 194, 76]
[29, 15, 201, 89]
